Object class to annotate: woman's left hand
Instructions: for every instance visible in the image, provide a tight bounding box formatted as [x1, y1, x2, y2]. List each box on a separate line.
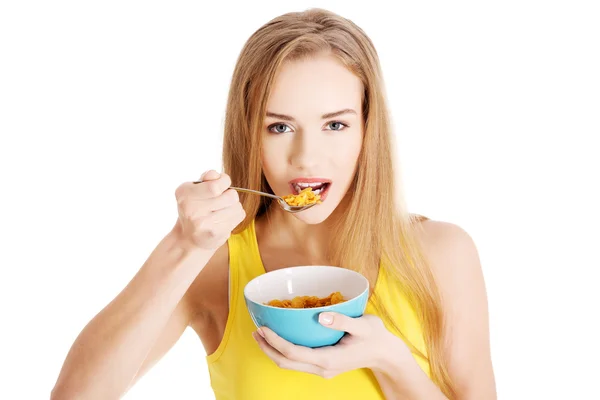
[252, 312, 408, 379]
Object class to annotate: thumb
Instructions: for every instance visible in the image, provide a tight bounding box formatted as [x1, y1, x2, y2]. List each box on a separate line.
[318, 312, 369, 337]
[199, 169, 221, 182]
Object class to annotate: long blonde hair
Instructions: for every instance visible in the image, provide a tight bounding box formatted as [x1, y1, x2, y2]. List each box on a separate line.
[222, 8, 456, 399]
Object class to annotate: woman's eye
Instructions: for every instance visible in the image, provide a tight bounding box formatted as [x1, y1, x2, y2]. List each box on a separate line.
[327, 121, 348, 131]
[269, 123, 292, 134]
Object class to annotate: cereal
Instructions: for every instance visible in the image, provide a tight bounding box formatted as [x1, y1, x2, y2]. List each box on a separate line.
[265, 292, 346, 308]
[282, 187, 322, 207]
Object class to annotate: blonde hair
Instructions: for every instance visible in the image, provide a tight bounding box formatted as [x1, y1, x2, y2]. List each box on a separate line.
[222, 8, 456, 399]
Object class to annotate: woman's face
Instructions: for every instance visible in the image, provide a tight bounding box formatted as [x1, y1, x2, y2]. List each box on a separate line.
[261, 53, 364, 224]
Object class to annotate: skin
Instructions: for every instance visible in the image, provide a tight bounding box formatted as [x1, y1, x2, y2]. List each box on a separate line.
[51, 54, 496, 399]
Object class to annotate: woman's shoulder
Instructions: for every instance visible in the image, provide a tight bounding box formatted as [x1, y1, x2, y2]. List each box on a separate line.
[409, 217, 494, 394]
[409, 215, 489, 352]
[410, 215, 483, 293]
[412, 215, 475, 250]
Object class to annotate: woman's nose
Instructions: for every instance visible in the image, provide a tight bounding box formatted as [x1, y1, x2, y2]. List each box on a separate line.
[289, 132, 321, 170]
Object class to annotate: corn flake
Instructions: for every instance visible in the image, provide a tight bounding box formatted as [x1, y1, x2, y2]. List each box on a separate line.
[265, 292, 346, 308]
[282, 187, 322, 207]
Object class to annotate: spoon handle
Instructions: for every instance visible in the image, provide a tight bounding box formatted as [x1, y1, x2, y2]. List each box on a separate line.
[229, 186, 282, 200]
[192, 180, 282, 201]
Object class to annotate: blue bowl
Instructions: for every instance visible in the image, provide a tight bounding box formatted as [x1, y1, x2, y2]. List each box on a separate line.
[244, 266, 369, 348]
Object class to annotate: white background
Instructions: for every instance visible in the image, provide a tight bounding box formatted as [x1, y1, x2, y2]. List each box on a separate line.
[1, 1, 599, 399]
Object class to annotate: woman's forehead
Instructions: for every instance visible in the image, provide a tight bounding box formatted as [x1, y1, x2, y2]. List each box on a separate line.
[266, 55, 363, 120]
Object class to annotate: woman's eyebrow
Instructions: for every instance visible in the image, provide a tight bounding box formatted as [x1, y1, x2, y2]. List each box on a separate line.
[321, 108, 357, 119]
[265, 108, 358, 122]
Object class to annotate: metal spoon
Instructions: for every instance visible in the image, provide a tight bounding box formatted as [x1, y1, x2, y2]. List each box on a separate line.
[192, 180, 317, 213]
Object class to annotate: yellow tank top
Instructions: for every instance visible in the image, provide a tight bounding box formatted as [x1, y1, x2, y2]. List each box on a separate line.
[206, 220, 430, 400]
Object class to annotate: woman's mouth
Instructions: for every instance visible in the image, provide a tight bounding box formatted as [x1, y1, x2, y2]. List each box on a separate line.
[288, 178, 332, 201]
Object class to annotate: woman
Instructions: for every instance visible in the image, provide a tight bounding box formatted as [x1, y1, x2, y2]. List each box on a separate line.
[51, 8, 496, 400]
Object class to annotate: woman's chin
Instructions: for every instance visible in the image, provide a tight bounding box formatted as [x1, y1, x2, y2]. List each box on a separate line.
[292, 205, 334, 224]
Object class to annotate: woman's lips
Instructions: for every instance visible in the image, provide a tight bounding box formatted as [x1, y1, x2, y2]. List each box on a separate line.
[287, 178, 332, 202]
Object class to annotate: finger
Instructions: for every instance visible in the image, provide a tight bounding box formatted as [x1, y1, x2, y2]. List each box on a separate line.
[199, 170, 220, 182]
[178, 173, 232, 200]
[252, 332, 324, 376]
[318, 312, 371, 337]
[209, 188, 240, 211]
[196, 173, 231, 198]
[258, 327, 326, 366]
[178, 191, 240, 221]
[202, 201, 245, 227]
[192, 189, 240, 213]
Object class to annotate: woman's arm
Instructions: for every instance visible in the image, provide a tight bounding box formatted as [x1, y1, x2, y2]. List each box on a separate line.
[374, 220, 496, 399]
[51, 171, 245, 399]
[50, 225, 214, 399]
[373, 352, 447, 399]
[251, 218, 495, 399]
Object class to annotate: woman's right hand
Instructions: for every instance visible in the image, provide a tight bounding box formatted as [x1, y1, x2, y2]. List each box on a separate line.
[174, 170, 246, 251]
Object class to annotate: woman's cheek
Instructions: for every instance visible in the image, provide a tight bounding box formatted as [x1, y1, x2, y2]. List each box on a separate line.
[333, 133, 362, 168]
[261, 147, 288, 189]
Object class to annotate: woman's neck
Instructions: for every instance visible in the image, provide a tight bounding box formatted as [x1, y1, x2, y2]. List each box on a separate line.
[255, 205, 338, 264]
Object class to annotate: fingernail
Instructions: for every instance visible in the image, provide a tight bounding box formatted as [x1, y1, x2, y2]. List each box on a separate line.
[257, 328, 265, 338]
[319, 313, 333, 325]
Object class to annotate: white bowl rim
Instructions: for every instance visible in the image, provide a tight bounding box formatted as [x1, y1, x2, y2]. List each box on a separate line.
[243, 265, 370, 311]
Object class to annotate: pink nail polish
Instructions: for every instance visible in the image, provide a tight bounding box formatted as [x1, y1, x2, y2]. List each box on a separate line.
[320, 313, 333, 325]
[258, 328, 265, 338]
